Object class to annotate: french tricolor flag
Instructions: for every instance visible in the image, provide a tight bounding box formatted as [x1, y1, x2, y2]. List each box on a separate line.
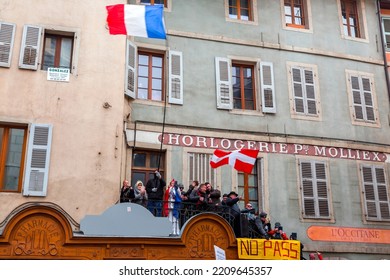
[106, 4, 166, 39]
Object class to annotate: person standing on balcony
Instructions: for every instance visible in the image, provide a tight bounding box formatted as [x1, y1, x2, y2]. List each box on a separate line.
[145, 170, 166, 216]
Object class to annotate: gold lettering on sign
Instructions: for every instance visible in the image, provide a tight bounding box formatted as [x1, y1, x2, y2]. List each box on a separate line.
[187, 221, 227, 258]
[12, 216, 63, 256]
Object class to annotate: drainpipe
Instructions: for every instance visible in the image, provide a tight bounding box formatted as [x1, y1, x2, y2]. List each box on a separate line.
[377, 0, 390, 103]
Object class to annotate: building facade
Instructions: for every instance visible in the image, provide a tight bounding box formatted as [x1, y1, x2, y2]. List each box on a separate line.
[1, 0, 390, 259]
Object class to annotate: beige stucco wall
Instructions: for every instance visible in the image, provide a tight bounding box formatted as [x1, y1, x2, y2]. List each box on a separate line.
[0, 0, 128, 224]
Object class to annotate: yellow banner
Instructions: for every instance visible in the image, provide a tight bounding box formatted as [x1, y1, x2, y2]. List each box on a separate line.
[237, 238, 301, 260]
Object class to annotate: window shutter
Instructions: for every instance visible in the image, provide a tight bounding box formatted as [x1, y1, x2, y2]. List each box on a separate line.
[215, 57, 233, 110]
[292, 67, 305, 113]
[0, 22, 16, 68]
[23, 124, 53, 197]
[362, 77, 375, 121]
[350, 75, 364, 120]
[125, 40, 137, 98]
[260, 61, 276, 113]
[361, 165, 390, 220]
[168, 50, 183, 105]
[300, 160, 329, 218]
[18, 25, 42, 70]
[304, 69, 317, 115]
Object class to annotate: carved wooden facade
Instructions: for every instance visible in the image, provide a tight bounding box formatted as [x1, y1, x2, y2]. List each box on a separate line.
[0, 205, 238, 260]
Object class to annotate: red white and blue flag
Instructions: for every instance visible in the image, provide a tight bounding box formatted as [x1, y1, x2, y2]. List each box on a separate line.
[106, 4, 166, 39]
[210, 149, 259, 174]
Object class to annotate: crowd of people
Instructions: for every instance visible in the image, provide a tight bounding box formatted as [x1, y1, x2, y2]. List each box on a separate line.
[119, 171, 323, 259]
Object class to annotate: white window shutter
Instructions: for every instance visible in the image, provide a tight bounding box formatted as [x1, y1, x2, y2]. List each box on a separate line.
[168, 50, 183, 104]
[0, 22, 16, 68]
[260, 61, 276, 113]
[19, 25, 42, 70]
[23, 124, 53, 197]
[292, 67, 305, 113]
[125, 40, 137, 98]
[215, 57, 233, 110]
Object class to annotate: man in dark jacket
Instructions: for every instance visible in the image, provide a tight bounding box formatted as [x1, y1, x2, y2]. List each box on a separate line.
[226, 191, 242, 238]
[145, 170, 166, 216]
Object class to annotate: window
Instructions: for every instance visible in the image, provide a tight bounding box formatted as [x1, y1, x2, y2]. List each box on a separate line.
[137, 52, 165, 101]
[298, 159, 331, 219]
[139, 0, 167, 8]
[341, 0, 360, 37]
[0, 123, 52, 196]
[19, 25, 77, 72]
[41, 32, 74, 71]
[287, 62, 321, 120]
[382, 17, 390, 51]
[284, 0, 305, 27]
[238, 158, 263, 212]
[215, 57, 276, 113]
[0, 125, 27, 192]
[337, 0, 367, 40]
[228, 0, 252, 21]
[131, 150, 165, 187]
[360, 164, 390, 221]
[187, 153, 216, 188]
[125, 40, 183, 104]
[0, 21, 16, 68]
[346, 70, 379, 126]
[232, 63, 255, 110]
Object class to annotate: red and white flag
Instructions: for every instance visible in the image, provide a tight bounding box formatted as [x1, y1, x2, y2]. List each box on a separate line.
[210, 149, 259, 173]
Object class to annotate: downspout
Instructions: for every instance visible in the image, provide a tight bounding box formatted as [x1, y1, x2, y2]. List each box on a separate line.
[377, 0, 390, 103]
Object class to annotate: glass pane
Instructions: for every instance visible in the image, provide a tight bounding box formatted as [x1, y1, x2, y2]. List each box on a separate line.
[42, 36, 56, 70]
[238, 173, 244, 185]
[137, 88, 148, 99]
[131, 172, 146, 188]
[150, 154, 161, 168]
[244, 88, 253, 99]
[245, 100, 254, 110]
[59, 37, 72, 69]
[152, 67, 162, 78]
[240, 0, 248, 9]
[138, 77, 149, 89]
[2, 128, 24, 191]
[152, 90, 162, 101]
[133, 153, 146, 167]
[248, 187, 258, 200]
[138, 54, 149, 65]
[152, 56, 162, 67]
[138, 65, 148, 77]
[152, 78, 162, 90]
[229, 8, 238, 19]
[384, 19, 390, 32]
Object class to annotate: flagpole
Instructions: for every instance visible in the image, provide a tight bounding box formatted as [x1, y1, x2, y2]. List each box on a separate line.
[157, 73, 168, 173]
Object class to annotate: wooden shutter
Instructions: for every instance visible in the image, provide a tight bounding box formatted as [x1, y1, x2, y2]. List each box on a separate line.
[361, 77, 375, 121]
[304, 69, 317, 115]
[19, 25, 42, 70]
[23, 124, 53, 197]
[350, 75, 364, 120]
[260, 61, 276, 113]
[168, 50, 183, 104]
[292, 67, 305, 113]
[361, 165, 390, 220]
[0, 22, 16, 68]
[300, 160, 329, 218]
[125, 40, 137, 98]
[215, 57, 233, 110]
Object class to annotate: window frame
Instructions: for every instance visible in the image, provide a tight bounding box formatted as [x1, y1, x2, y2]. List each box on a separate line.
[225, 0, 258, 25]
[0, 124, 28, 193]
[382, 16, 390, 52]
[297, 158, 333, 221]
[359, 163, 390, 222]
[137, 0, 171, 11]
[232, 62, 256, 110]
[345, 70, 380, 127]
[131, 149, 165, 188]
[337, 0, 368, 42]
[137, 50, 166, 102]
[287, 62, 321, 121]
[41, 32, 74, 72]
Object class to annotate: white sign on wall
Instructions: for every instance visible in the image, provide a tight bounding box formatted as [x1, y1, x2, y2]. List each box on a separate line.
[47, 67, 70, 82]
